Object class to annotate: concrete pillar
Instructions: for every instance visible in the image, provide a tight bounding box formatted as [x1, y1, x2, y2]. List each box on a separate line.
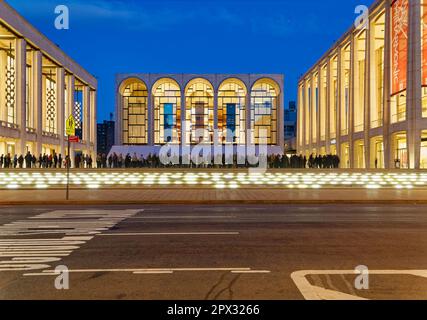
[383, 0, 392, 169]
[214, 89, 218, 144]
[349, 34, 355, 168]
[246, 89, 251, 145]
[278, 85, 285, 151]
[317, 66, 322, 152]
[66, 74, 75, 164]
[115, 82, 122, 146]
[364, 21, 372, 168]
[301, 84, 306, 154]
[56, 67, 65, 156]
[325, 61, 331, 154]
[180, 90, 186, 145]
[147, 89, 153, 145]
[16, 38, 26, 155]
[309, 77, 313, 153]
[336, 46, 342, 161]
[33, 50, 42, 156]
[84, 85, 91, 154]
[91, 89, 97, 156]
[407, 0, 422, 169]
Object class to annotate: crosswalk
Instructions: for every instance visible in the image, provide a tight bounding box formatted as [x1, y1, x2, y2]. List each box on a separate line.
[0, 209, 141, 271]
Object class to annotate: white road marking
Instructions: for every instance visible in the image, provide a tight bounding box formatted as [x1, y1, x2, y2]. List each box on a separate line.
[98, 232, 240, 236]
[291, 270, 427, 300]
[231, 270, 271, 274]
[129, 216, 235, 219]
[23, 267, 263, 276]
[0, 210, 141, 272]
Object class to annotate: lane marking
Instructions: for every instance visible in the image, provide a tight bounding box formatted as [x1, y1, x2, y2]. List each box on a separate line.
[291, 270, 427, 300]
[128, 216, 236, 220]
[231, 270, 271, 274]
[23, 267, 261, 276]
[98, 232, 240, 236]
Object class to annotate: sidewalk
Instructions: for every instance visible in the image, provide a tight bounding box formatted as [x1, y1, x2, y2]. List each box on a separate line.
[0, 187, 426, 205]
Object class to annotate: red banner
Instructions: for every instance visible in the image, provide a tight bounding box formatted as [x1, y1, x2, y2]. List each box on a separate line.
[423, 2, 427, 86]
[391, 0, 409, 95]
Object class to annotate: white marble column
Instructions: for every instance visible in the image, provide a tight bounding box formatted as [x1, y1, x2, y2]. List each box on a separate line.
[383, 0, 392, 169]
[56, 67, 65, 156]
[33, 50, 42, 155]
[16, 38, 26, 155]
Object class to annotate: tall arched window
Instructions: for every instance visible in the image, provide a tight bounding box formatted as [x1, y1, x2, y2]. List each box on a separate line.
[121, 80, 148, 145]
[152, 78, 181, 144]
[250, 79, 279, 145]
[218, 79, 247, 144]
[185, 78, 214, 144]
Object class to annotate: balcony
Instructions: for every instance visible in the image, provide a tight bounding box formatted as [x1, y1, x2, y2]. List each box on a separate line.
[0, 121, 19, 130]
[26, 127, 36, 134]
[42, 131, 60, 139]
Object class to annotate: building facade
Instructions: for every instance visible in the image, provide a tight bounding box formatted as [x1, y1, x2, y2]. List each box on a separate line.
[284, 101, 297, 152]
[0, 2, 97, 163]
[113, 74, 284, 156]
[298, 0, 427, 169]
[97, 119, 115, 155]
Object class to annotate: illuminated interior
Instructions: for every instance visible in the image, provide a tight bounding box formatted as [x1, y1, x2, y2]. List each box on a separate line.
[152, 78, 181, 144]
[42, 56, 58, 135]
[312, 73, 318, 143]
[121, 79, 148, 145]
[370, 12, 385, 129]
[320, 64, 327, 141]
[370, 136, 384, 168]
[354, 139, 365, 169]
[421, 130, 427, 168]
[185, 78, 214, 144]
[218, 78, 247, 144]
[340, 43, 351, 136]
[340, 142, 350, 168]
[354, 30, 366, 133]
[393, 132, 408, 169]
[251, 79, 279, 145]
[329, 55, 338, 139]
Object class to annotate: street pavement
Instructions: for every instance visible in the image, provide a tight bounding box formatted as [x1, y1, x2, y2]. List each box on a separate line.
[1, 204, 427, 300]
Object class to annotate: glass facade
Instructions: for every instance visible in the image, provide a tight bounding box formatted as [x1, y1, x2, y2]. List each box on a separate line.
[251, 81, 278, 145]
[218, 79, 246, 144]
[153, 79, 181, 144]
[185, 79, 214, 144]
[122, 81, 148, 145]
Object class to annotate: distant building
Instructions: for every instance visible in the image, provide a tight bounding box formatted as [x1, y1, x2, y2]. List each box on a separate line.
[97, 117, 115, 155]
[112, 74, 285, 156]
[284, 101, 297, 152]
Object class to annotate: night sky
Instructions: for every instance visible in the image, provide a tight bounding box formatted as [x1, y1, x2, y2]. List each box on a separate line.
[8, 0, 372, 122]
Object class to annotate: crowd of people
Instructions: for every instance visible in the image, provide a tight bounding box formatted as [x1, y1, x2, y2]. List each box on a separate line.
[0, 151, 341, 169]
[95, 152, 341, 169]
[0, 152, 93, 169]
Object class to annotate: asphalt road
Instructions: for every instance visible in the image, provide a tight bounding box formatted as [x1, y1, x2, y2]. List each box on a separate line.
[1, 204, 427, 300]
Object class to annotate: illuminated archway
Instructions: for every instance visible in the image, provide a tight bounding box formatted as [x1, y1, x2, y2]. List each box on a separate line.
[218, 78, 247, 144]
[184, 78, 214, 144]
[119, 78, 148, 145]
[152, 78, 181, 144]
[250, 78, 280, 145]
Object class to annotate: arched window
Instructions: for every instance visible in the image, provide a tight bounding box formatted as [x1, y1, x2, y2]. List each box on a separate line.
[121, 80, 148, 145]
[152, 79, 181, 144]
[185, 78, 214, 144]
[251, 79, 279, 145]
[218, 79, 247, 144]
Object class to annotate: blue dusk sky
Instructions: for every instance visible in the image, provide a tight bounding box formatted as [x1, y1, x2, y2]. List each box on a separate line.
[8, 0, 372, 122]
